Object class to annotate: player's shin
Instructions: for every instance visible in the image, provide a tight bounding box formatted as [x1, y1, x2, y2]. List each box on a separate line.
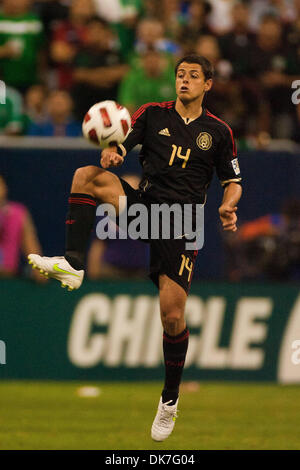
[162, 328, 189, 405]
[65, 193, 97, 270]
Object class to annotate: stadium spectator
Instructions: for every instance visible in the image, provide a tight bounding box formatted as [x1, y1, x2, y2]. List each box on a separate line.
[285, 0, 300, 48]
[194, 35, 244, 131]
[87, 174, 149, 280]
[27, 89, 81, 137]
[219, 1, 255, 78]
[207, 0, 235, 35]
[134, 18, 181, 57]
[143, 0, 161, 17]
[249, 0, 296, 31]
[194, 35, 232, 79]
[248, 14, 298, 139]
[118, 49, 175, 114]
[178, 0, 212, 54]
[0, 86, 24, 135]
[50, 0, 95, 89]
[110, 0, 144, 61]
[22, 84, 48, 133]
[158, 0, 184, 39]
[92, 0, 123, 23]
[223, 199, 300, 282]
[34, 0, 69, 39]
[71, 17, 128, 120]
[0, 174, 44, 280]
[0, 0, 45, 93]
[216, 1, 258, 137]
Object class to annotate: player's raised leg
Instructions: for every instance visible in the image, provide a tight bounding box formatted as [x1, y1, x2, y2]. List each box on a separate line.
[28, 165, 126, 290]
[151, 275, 188, 441]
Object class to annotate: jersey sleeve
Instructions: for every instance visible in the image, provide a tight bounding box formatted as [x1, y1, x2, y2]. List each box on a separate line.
[117, 104, 148, 157]
[215, 126, 242, 187]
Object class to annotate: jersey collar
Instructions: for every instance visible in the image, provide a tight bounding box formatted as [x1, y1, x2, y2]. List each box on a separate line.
[172, 102, 206, 125]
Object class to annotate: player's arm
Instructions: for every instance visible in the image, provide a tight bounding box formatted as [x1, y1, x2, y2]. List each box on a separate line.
[73, 65, 129, 87]
[215, 126, 242, 232]
[219, 182, 242, 232]
[100, 104, 148, 168]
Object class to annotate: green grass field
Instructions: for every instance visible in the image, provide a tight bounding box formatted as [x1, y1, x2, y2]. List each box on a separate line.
[0, 381, 299, 450]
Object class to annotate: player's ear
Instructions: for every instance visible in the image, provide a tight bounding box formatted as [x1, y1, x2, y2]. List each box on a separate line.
[204, 79, 213, 92]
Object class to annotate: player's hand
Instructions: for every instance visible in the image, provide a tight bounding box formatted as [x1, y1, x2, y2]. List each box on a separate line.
[219, 204, 238, 232]
[100, 148, 124, 168]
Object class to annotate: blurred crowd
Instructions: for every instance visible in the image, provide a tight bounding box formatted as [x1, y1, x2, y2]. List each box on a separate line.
[223, 199, 300, 281]
[0, 0, 298, 146]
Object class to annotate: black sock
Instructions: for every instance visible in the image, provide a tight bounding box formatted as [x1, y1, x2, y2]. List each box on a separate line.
[65, 193, 97, 270]
[162, 328, 189, 405]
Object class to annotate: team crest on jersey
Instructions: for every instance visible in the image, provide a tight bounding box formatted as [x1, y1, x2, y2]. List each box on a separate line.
[196, 132, 212, 150]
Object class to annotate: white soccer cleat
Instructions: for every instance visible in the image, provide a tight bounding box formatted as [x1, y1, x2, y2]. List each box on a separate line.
[28, 254, 84, 291]
[151, 397, 179, 442]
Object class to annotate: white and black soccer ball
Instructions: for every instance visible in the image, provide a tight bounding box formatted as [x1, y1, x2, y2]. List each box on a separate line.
[82, 100, 131, 148]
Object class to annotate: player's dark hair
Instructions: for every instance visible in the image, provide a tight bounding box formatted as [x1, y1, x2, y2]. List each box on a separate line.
[175, 54, 214, 80]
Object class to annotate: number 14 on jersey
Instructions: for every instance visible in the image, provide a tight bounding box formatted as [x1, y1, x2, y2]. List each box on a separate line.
[169, 144, 191, 168]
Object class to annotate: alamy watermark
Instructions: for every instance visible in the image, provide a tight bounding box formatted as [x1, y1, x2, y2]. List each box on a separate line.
[291, 340, 300, 365]
[291, 80, 300, 105]
[96, 197, 205, 250]
[0, 340, 6, 365]
[0, 80, 6, 105]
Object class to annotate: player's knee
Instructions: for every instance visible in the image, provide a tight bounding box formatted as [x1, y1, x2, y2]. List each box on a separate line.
[161, 308, 184, 329]
[72, 166, 105, 192]
[73, 166, 91, 188]
[160, 290, 185, 320]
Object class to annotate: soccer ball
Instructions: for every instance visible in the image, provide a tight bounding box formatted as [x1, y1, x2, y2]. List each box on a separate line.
[82, 100, 131, 148]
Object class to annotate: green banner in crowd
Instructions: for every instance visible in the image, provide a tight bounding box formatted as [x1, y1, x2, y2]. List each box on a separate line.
[1, 279, 300, 382]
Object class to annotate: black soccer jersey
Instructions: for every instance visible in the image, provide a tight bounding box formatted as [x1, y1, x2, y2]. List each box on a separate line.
[117, 100, 242, 204]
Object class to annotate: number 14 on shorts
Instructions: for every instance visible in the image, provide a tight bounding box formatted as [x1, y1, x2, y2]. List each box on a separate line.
[179, 254, 193, 281]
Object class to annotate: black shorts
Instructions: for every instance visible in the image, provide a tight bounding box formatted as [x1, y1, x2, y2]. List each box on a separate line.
[117, 177, 198, 295]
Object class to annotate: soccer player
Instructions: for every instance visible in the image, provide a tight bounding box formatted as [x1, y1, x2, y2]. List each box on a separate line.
[28, 54, 242, 441]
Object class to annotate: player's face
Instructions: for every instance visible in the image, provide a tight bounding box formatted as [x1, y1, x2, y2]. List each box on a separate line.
[175, 63, 212, 103]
